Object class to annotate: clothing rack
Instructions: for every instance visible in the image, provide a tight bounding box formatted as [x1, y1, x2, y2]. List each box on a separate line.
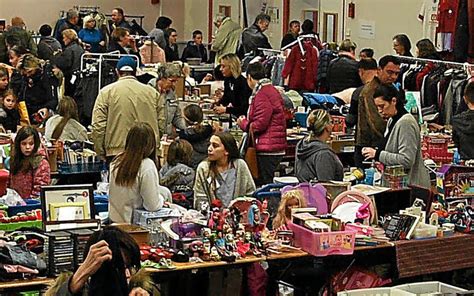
[280, 34, 318, 51]
[105, 14, 145, 27]
[258, 48, 283, 56]
[80, 52, 139, 91]
[396, 56, 474, 72]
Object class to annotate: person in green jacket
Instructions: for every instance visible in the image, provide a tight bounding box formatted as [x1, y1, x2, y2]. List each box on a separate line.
[210, 15, 241, 64]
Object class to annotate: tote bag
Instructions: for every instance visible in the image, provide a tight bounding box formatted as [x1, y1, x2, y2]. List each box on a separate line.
[244, 127, 259, 179]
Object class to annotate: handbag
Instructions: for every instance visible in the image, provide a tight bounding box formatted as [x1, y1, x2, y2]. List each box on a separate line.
[244, 126, 259, 179]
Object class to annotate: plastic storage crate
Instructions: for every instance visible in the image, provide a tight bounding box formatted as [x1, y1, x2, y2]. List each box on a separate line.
[288, 222, 356, 256]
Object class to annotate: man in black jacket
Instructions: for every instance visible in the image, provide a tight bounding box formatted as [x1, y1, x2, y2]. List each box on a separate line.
[181, 30, 207, 62]
[453, 80, 474, 160]
[238, 13, 272, 58]
[280, 20, 300, 48]
[327, 39, 362, 93]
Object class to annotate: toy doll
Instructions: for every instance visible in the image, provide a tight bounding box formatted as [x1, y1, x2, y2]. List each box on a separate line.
[272, 190, 307, 231]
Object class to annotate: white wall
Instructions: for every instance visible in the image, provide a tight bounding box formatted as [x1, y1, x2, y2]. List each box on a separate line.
[344, 0, 424, 58]
[0, 0, 168, 33]
[0, 0, 425, 58]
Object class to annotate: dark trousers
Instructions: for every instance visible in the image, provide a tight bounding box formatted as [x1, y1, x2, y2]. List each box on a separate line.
[354, 145, 364, 169]
[257, 154, 283, 186]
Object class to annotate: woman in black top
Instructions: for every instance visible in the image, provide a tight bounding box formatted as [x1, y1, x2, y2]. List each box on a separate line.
[17, 54, 58, 124]
[213, 53, 252, 118]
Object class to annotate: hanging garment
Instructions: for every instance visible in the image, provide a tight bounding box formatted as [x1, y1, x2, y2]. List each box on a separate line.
[139, 41, 166, 64]
[282, 41, 319, 91]
[436, 0, 460, 51]
[418, 0, 440, 44]
[454, 0, 470, 61]
[270, 56, 286, 87]
[74, 63, 117, 126]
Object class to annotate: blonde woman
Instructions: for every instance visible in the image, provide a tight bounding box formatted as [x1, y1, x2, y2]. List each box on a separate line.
[213, 53, 252, 118]
[295, 109, 344, 182]
[17, 54, 58, 123]
[52, 29, 84, 96]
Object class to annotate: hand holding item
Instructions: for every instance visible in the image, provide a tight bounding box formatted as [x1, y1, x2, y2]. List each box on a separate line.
[362, 147, 376, 160]
[212, 121, 223, 133]
[69, 240, 113, 293]
[214, 105, 226, 114]
[236, 115, 246, 126]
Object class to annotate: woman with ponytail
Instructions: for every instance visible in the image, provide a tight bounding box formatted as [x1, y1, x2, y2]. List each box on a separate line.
[44, 96, 88, 141]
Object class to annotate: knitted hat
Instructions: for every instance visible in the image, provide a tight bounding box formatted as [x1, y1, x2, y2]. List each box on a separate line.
[307, 109, 331, 135]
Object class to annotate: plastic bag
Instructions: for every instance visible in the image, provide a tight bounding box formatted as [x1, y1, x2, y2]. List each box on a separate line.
[0, 189, 26, 206]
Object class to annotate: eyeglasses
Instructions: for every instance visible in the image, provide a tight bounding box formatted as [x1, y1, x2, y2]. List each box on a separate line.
[171, 34, 178, 37]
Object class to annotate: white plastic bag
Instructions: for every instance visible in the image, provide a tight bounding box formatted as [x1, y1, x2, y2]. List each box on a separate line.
[0, 189, 26, 206]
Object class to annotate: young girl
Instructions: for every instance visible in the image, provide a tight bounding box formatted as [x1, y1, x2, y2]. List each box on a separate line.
[272, 189, 307, 231]
[179, 104, 213, 168]
[0, 66, 9, 97]
[109, 123, 169, 223]
[159, 139, 195, 192]
[0, 89, 20, 132]
[8, 126, 51, 199]
[44, 96, 88, 142]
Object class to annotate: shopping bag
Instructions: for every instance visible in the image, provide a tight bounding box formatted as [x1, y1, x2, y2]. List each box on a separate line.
[244, 127, 259, 179]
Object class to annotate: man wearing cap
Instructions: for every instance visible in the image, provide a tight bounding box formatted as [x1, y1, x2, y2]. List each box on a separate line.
[91, 56, 162, 161]
[327, 39, 363, 93]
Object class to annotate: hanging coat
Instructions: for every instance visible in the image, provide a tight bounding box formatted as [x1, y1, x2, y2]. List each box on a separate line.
[282, 41, 319, 91]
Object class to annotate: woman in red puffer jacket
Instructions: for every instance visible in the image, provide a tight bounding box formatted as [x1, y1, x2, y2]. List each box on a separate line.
[237, 62, 287, 185]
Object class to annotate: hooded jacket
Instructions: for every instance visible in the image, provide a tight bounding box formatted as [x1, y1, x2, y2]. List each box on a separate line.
[295, 138, 344, 182]
[453, 109, 474, 160]
[327, 52, 362, 93]
[179, 124, 213, 168]
[37, 36, 62, 61]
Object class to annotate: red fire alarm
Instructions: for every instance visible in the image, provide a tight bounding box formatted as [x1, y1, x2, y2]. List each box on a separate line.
[348, 2, 355, 18]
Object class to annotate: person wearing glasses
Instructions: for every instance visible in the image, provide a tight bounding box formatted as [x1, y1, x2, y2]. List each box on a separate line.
[149, 63, 186, 137]
[165, 28, 180, 62]
[295, 109, 343, 182]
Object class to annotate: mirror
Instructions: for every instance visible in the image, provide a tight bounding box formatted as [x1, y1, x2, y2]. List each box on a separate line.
[323, 13, 338, 42]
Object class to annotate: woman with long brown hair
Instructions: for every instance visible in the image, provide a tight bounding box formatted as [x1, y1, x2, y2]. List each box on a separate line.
[109, 123, 169, 223]
[44, 96, 88, 141]
[193, 132, 255, 210]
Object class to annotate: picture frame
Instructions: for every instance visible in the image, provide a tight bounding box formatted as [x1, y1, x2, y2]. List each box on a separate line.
[41, 184, 99, 232]
[49, 202, 88, 221]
